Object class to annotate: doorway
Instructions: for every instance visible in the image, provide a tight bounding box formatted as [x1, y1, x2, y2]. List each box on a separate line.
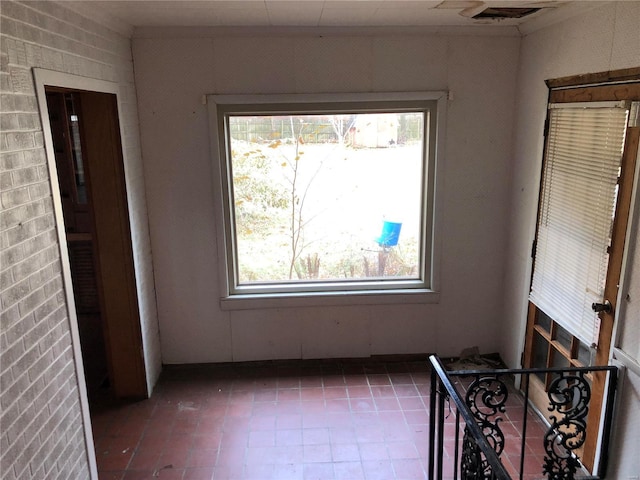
[523, 79, 640, 472]
[41, 85, 147, 401]
[46, 89, 110, 400]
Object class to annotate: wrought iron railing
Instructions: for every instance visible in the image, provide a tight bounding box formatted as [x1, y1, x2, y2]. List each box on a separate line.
[428, 355, 618, 480]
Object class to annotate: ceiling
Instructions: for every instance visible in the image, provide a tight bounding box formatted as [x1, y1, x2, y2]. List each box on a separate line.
[66, 0, 604, 34]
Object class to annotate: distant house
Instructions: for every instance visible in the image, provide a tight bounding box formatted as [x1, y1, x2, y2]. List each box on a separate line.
[352, 113, 398, 148]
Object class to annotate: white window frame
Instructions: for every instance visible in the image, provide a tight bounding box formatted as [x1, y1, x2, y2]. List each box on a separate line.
[208, 92, 446, 309]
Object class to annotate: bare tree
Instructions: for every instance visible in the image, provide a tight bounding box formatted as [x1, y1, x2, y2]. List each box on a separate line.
[329, 114, 356, 145]
[281, 118, 325, 279]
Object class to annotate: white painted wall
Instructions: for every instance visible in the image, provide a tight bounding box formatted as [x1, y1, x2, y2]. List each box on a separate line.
[502, 2, 640, 476]
[132, 31, 520, 364]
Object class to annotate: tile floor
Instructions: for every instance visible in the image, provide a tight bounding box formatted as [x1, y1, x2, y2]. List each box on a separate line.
[91, 358, 551, 480]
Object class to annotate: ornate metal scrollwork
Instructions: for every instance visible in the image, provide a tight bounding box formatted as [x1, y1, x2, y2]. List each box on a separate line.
[461, 427, 485, 480]
[461, 376, 509, 479]
[542, 372, 590, 480]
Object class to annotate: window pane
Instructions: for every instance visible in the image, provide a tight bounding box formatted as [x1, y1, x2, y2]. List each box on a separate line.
[577, 341, 593, 366]
[227, 112, 425, 285]
[551, 348, 570, 369]
[554, 323, 572, 351]
[532, 330, 548, 382]
[536, 310, 552, 333]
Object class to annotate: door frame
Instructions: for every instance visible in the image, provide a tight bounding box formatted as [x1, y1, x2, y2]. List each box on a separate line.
[33, 68, 146, 480]
[522, 78, 640, 474]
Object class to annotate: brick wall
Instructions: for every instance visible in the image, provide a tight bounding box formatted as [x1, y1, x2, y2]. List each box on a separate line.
[0, 1, 160, 479]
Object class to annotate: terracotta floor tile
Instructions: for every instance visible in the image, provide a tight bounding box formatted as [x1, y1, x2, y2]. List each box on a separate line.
[276, 428, 303, 446]
[324, 386, 348, 400]
[210, 465, 241, 479]
[333, 460, 366, 479]
[362, 459, 395, 480]
[394, 384, 420, 397]
[389, 373, 414, 385]
[377, 411, 405, 426]
[347, 385, 372, 399]
[367, 374, 392, 386]
[398, 396, 425, 411]
[344, 375, 369, 387]
[158, 447, 191, 470]
[359, 442, 389, 461]
[127, 449, 161, 471]
[404, 410, 429, 425]
[355, 425, 385, 444]
[98, 470, 125, 480]
[300, 387, 324, 401]
[301, 412, 327, 429]
[374, 397, 401, 411]
[302, 443, 332, 463]
[350, 398, 376, 412]
[303, 462, 335, 480]
[272, 445, 304, 464]
[247, 429, 275, 447]
[122, 470, 156, 480]
[187, 448, 219, 468]
[183, 466, 216, 480]
[93, 358, 553, 480]
[276, 413, 302, 429]
[392, 458, 426, 479]
[370, 385, 396, 398]
[387, 441, 420, 460]
[272, 463, 304, 480]
[300, 376, 323, 388]
[331, 443, 360, 462]
[276, 400, 302, 414]
[248, 414, 276, 431]
[326, 412, 352, 427]
[323, 376, 347, 388]
[325, 399, 350, 414]
[192, 434, 222, 451]
[278, 389, 301, 402]
[251, 402, 278, 416]
[214, 447, 244, 467]
[302, 427, 330, 445]
[277, 377, 300, 389]
[253, 389, 277, 402]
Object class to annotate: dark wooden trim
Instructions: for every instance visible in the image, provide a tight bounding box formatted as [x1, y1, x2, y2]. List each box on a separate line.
[80, 92, 147, 399]
[583, 125, 640, 468]
[546, 67, 640, 89]
[526, 80, 640, 472]
[550, 82, 640, 103]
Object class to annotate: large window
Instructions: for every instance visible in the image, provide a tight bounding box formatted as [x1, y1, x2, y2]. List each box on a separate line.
[208, 92, 445, 301]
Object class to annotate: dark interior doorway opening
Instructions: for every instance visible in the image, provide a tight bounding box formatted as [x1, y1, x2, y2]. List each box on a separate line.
[46, 90, 110, 401]
[44, 87, 147, 404]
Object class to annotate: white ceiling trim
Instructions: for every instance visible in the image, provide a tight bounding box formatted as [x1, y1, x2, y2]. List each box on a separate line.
[131, 24, 523, 38]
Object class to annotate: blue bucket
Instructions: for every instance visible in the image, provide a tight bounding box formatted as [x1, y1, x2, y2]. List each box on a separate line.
[376, 221, 402, 247]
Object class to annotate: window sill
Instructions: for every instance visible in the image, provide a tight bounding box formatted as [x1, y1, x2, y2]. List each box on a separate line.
[219, 289, 440, 311]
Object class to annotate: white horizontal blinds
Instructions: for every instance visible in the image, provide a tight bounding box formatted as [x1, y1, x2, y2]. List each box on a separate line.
[530, 101, 629, 347]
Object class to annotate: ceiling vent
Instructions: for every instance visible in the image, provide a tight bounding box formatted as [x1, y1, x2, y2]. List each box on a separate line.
[472, 7, 542, 19]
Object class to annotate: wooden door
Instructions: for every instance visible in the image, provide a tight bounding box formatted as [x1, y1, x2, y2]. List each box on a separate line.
[523, 81, 640, 472]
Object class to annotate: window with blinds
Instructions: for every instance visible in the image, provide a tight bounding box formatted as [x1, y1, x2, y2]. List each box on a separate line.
[529, 101, 630, 347]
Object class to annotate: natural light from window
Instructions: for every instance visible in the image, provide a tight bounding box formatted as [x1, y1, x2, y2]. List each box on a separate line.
[210, 93, 442, 299]
[229, 111, 425, 286]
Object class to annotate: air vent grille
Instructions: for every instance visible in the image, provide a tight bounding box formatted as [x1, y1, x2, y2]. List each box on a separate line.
[473, 7, 541, 19]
